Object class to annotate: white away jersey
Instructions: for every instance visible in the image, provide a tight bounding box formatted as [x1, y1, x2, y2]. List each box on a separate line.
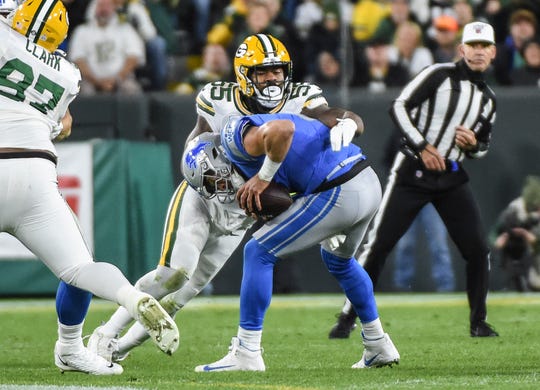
[195, 81, 328, 133]
[0, 21, 81, 152]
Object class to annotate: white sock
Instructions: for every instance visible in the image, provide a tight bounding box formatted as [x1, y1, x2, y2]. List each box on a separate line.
[172, 284, 199, 308]
[100, 306, 132, 337]
[57, 320, 84, 347]
[117, 321, 149, 354]
[116, 285, 147, 319]
[342, 299, 353, 314]
[237, 326, 262, 351]
[361, 318, 384, 340]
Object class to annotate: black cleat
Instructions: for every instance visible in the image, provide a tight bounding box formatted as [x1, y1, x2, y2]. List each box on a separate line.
[470, 320, 499, 337]
[328, 311, 358, 339]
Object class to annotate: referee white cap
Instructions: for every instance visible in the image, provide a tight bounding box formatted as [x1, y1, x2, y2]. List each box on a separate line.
[462, 22, 495, 44]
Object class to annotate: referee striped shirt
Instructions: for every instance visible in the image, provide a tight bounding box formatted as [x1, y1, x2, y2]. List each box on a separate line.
[390, 60, 496, 162]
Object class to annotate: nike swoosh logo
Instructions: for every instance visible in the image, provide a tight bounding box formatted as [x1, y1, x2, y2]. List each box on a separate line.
[203, 364, 235, 371]
[364, 354, 380, 367]
[57, 355, 68, 366]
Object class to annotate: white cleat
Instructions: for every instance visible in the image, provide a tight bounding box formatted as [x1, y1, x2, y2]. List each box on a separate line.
[54, 341, 123, 375]
[87, 326, 129, 363]
[135, 295, 179, 355]
[195, 337, 265, 372]
[352, 333, 400, 369]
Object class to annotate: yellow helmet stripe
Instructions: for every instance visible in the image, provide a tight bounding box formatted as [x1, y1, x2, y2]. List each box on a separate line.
[28, 0, 57, 44]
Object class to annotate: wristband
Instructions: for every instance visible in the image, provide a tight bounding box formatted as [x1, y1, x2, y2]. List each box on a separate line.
[258, 156, 282, 182]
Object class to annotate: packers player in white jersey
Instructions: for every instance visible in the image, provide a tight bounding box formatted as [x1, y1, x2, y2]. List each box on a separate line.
[0, 0, 179, 375]
[88, 33, 362, 362]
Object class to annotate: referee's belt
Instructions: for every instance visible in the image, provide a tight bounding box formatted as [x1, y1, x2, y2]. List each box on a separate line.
[314, 158, 370, 193]
[0, 147, 57, 165]
[445, 159, 460, 172]
[417, 159, 461, 175]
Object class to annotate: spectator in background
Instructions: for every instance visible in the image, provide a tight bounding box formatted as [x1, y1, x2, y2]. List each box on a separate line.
[192, 0, 213, 46]
[510, 36, 540, 86]
[372, 0, 418, 45]
[429, 14, 460, 63]
[474, 1, 524, 44]
[492, 175, 540, 291]
[208, 1, 284, 58]
[428, 0, 455, 21]
[393, 203, 455, 292]
[494, 8, 537, 85]
[453, 0, 475, 36]
[227, 0, 278, 52]
[293, 0, 323, 40]
[304, 3, 343, 84]
[206, 0, 249, 48]
[409, 0, 431, 28]
[69, 0, 145, 95]
[61, 0, 91, 42]
[351, 37, 409, 91]
[388, 20, 434, 78]
[174, 43, 232, 94]
[176, 0, 230, 54]
[116, 0, 168, 91]
[85, 0, 168, 91]
[313, 51, 341, 85]
[350, 0, 390, 47]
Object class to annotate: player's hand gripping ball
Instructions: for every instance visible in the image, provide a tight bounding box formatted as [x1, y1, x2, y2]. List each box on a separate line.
[256, 181, 293, 219]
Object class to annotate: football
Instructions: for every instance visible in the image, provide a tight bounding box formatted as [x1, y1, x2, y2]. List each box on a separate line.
[256, 181, 293, 219]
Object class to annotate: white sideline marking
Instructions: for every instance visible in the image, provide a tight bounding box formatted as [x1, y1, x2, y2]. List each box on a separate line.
[1, 292, 539, 313]
[1, 387, 137, 390]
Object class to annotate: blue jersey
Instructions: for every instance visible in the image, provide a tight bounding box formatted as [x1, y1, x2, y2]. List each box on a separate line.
[221, 113, 366, 195]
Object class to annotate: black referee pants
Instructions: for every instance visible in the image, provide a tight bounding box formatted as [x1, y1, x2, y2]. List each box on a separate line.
[360, 155, 490, 325]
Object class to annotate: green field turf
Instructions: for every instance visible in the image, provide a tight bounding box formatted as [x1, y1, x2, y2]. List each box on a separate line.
[1, 293, 539, 389]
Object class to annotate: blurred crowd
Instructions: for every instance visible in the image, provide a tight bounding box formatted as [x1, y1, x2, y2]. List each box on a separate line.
[60, 0, 540, 95]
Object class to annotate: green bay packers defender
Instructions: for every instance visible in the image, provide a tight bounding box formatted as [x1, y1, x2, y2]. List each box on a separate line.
[88, 33, 363, 362]
[0, 0, 178, 374]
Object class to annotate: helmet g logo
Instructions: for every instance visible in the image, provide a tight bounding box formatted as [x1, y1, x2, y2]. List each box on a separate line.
[235, 43, 248, 58]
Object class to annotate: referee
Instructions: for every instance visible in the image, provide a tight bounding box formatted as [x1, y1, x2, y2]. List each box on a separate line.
[329, 21, 499, 338]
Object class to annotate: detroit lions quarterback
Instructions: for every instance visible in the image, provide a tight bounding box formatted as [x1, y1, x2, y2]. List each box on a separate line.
[88, 33, 362, 362]
[0, 0, 178, 374]
[184, 114, 400, 371]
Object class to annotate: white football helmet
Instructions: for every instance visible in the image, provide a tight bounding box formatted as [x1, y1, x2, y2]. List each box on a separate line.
[182, 133, 243, 203]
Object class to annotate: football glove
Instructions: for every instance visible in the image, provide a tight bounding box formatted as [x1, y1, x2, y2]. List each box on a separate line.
[330, 118, 357, 152]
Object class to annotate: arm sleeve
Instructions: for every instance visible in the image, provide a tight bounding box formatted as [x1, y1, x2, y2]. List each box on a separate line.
[389, 64, 447, 152]
[466, 91, 496, 159]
